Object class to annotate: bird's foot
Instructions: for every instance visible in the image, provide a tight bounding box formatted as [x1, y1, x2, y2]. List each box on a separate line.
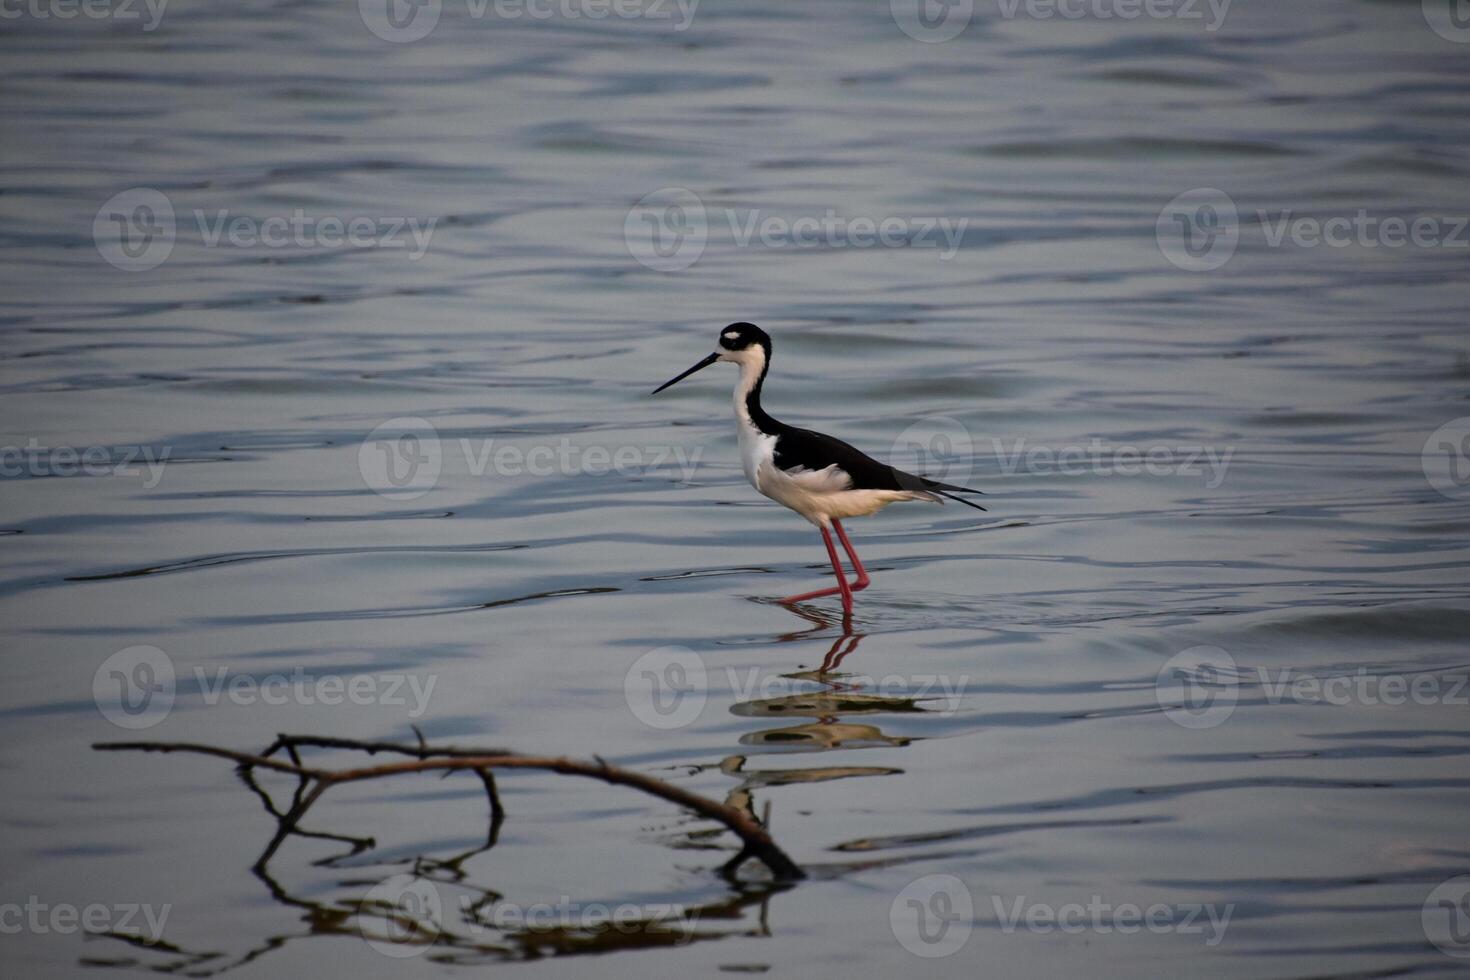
[779, 585, 844, 604]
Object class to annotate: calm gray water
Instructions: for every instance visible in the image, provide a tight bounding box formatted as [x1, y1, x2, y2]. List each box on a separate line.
[3, 0, 1470, 976]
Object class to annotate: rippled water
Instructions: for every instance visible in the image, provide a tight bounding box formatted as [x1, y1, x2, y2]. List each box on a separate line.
[3, 1, 1470, 976]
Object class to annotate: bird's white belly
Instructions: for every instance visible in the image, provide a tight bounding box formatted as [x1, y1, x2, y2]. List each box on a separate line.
[738, 424, 920, 526]
[737, 423, 775, 492]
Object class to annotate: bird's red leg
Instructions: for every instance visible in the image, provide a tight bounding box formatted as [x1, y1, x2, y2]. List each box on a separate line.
[831, 519, 869, 593]
[779, 526, 852, 612]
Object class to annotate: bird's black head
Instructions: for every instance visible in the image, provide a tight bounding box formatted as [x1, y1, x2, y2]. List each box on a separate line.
[651, 322, 772, 394]
[716, 321, 770, 355]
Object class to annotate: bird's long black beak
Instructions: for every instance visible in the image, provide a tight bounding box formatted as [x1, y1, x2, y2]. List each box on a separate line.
[651, 352, 719, 394]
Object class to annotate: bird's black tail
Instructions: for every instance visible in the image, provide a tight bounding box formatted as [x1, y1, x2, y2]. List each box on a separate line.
[892, 468, 988, 511]
[932, 488, 987, 511]
[921, 477, 987, 511]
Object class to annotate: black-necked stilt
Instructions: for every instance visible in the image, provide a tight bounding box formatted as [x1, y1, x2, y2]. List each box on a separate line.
[652, 322, 985, 615]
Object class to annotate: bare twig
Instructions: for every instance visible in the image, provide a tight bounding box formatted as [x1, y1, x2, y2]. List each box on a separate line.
[95, 737, 804, 880]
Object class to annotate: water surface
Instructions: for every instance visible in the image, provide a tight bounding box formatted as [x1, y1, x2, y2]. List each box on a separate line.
[2, 1, 1470, 976]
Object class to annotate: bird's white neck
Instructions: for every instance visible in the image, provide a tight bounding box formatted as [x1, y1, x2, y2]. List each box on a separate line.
[729, 346, 768, 429]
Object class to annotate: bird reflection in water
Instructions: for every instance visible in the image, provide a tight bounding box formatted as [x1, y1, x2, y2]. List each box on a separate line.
[772, 601, 865, 674]
[701, 603, 935, 828]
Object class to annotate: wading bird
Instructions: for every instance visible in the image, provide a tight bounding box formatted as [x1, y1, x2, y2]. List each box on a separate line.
[652, 322, 985, 614]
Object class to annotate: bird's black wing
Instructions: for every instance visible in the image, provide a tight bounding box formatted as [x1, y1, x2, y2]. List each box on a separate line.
[772, 425, 987, 510]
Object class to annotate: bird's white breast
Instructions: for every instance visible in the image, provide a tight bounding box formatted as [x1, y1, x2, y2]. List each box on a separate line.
[737, 418, 777, 492]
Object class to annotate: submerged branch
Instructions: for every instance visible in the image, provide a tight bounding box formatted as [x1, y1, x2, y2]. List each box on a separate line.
[95, 736, 804, 881]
